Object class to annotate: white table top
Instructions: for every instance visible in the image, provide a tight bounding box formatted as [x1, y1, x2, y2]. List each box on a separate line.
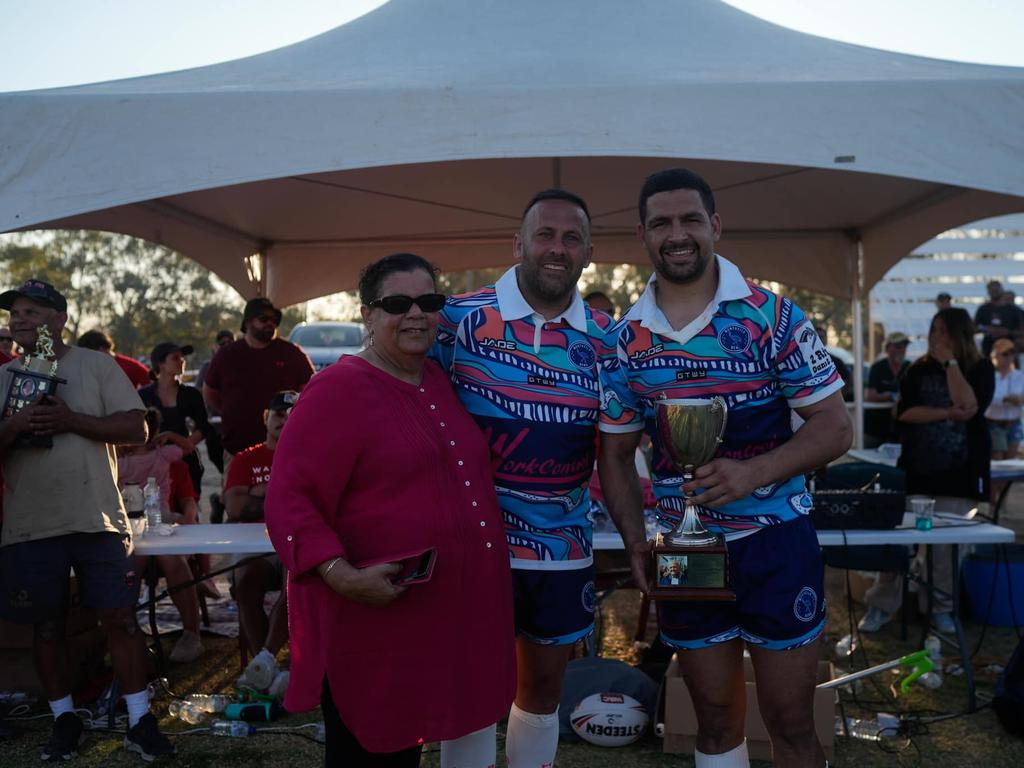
[594, 513, 1015, 550]
[134, 516, 1014, 558]
[133, 523, 271, 556]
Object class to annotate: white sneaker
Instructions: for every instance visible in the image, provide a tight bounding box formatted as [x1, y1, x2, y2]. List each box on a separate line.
[857, 607, 892, 633]
[168, 631, 204, 663]
[267, 670, 290, 698]
[238, 652, 279, 691]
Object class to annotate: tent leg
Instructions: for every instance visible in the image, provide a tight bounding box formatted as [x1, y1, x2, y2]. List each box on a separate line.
[852, 241, 865, 449]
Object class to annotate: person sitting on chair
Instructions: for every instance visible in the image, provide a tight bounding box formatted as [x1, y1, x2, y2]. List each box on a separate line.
[226, 390, 296, 695]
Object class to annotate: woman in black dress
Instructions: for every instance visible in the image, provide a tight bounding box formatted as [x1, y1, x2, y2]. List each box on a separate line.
[139, 342, 211, 497]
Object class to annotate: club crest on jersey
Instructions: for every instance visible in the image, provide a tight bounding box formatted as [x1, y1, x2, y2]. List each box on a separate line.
[718, 323, 751, 353]
[567, 340, 596, 370]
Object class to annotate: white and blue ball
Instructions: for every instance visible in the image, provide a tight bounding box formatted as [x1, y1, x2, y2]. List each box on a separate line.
[570, 692, 649, 746]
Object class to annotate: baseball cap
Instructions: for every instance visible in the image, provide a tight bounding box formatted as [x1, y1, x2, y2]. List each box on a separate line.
[268, 390, 299, 413]
[0, 279, 68, 313]
[150, 341, 195, 368]
[242, 297, 282, 331]
[884, 332, 910, 346]
[215, 329, 234, 344]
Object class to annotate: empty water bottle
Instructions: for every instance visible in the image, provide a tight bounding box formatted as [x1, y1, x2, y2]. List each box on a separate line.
[210, 719, 256, 737]
[168, 699, 206, 724]
[834, 633, 857, 658]
[143, 477, 161, 534]
[920, 633, 943, 688]
[842, 717, 882, 741]
[187, 694, 231, 713]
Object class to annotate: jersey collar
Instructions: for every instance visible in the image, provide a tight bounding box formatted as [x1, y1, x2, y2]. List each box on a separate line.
[495, 266, 588, 333]
[626, 254, 752, 345]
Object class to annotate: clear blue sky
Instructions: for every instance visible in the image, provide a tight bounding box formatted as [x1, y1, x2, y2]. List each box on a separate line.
[0, 0, 1021, 93]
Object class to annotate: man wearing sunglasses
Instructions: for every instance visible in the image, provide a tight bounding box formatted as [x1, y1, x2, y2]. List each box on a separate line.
[203, 298, 313, 473]
[432, 189, 612, 768]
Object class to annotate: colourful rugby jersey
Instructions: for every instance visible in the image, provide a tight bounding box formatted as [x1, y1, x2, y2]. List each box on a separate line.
[600, 255, 842, 540]
[431, 267, 612, 570]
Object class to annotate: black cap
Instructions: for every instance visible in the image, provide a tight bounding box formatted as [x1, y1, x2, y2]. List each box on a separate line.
[268, 390, 299, 413]
[0, 279, 68, 313]
[242, 297, 282, 331]
[150, 341, 195, 368]
[936, 292, 952, 301]
[215, 329, 234, 343]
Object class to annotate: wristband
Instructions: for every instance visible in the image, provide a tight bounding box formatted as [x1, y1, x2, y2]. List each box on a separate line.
[943, 359, 958, 369]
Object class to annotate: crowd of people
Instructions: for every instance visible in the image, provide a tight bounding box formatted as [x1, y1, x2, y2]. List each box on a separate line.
[0, 164, 1010, 767]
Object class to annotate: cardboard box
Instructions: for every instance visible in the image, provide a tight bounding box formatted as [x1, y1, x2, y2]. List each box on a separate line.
[662, 655, 835, 762]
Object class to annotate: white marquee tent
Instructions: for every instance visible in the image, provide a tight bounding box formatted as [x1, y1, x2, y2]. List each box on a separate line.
[2, 0, 1022, 310]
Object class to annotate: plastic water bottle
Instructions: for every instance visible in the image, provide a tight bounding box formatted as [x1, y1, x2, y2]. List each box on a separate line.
[187, 694, 231, 713]
[210, 720, 256, 738]
[834, 633, 857, 658]
[843, 717, 882, 741]
[168, 699, 206, 724]
[143, 477, 161, 533]
[920, 634, 944, 689]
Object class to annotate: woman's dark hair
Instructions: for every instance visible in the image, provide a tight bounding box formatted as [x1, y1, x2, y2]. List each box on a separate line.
[77, 329, 113, 351]
[358, 253, 439, 306]
[931, 307, 981, 369]
[144, 407, 163, 444]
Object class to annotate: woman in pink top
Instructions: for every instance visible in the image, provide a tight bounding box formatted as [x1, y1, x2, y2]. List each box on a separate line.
[266, 254, 515, 767]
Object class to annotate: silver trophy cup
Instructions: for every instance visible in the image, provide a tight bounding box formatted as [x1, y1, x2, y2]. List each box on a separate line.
[654, 397, 728, 546]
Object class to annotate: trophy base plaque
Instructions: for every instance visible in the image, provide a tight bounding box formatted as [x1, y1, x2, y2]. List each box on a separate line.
[3, 368, 63, 449]
[648, 533, 735, 601]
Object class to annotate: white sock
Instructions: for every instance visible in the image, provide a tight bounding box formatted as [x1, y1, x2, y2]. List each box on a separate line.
[505, 703, 559, 768]
[695, 739, 750, 768]
[123, 689, 150, 728]
[49, 695, 74, 719]
[440, 722, 496, 768]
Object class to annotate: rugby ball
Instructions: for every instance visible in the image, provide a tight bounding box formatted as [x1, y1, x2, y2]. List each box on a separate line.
[570, 692, 649, 746]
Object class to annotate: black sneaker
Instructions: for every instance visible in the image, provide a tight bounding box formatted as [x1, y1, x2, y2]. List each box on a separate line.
[41, 712, 84, 762]
[124, 713, 175, 762]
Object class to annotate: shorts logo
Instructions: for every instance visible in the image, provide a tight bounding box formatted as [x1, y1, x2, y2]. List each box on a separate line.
[568, 341, 596, 370]
[718, 324, 751, 353]
[752, 483, 779, 499]
[581, 581, 596, 613]
[794, 586, 818, 622]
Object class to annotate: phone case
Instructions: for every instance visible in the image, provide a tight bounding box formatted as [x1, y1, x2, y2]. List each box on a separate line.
[354, 547, 436, 585]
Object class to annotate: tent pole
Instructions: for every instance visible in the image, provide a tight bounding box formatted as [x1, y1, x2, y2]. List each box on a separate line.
[852, 240, 865, 449]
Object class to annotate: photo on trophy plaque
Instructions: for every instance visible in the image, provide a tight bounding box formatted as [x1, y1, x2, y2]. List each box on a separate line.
[2, 369, 61, 448]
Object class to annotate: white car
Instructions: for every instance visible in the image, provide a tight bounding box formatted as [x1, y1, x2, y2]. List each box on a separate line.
[288, 321, 365, 372]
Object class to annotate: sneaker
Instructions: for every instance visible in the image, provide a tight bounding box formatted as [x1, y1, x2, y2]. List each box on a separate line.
[238, 653, 278, 691]
[168, 631, 204, 663]
[857, 606, 892, 633]
[42, 712, 84, 762]
[932, 611, 957, 635]
[124, 713, 175, 762]
[267, 670, 290, 699]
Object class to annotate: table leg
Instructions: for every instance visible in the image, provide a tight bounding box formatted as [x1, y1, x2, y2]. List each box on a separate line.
[145, 558, 164, 669]
[949, 543, 977, 712]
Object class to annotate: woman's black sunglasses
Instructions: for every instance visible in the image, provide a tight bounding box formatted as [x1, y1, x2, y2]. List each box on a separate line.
[369, 293, 446, 314]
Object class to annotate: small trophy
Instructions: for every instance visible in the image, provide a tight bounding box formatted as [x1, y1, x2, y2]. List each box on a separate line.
[2, 325, 65, 448]
[648, 397, 735, 601]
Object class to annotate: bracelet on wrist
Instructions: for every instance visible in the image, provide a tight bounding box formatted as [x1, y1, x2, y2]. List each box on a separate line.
[321, 557, 343, 580]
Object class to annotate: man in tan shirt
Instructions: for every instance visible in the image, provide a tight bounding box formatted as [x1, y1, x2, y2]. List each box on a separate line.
[0, 279, 175, 762]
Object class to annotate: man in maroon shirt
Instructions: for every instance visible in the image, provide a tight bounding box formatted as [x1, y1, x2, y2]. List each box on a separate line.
[203, 298, 313, 464]
[77, 329, 151, 389]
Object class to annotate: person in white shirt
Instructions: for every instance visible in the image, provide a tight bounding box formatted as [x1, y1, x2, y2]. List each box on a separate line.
[985, 337, 1024, 460]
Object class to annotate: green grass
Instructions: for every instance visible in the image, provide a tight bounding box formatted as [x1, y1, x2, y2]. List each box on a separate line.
[3, 572, 1023, 766]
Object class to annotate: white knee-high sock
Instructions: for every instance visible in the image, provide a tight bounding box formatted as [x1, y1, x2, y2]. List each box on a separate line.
[505, 703, 559, 768]
[440, 722, 497, 768]
[695, 739, 750, 768]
